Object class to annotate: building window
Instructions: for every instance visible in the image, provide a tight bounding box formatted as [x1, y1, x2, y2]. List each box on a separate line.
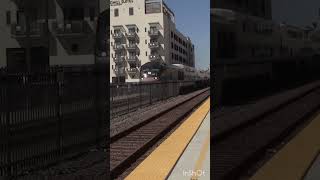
[64, 8, 84, 21]
[129, 40, 135, 45]
[129, 52, 136, 57]
[242, 22, 246, 32]
[145, 0, 161, 14]
[129, 7, 134, 16]
[145, 40, 147, 44]
[89, 8, 95, 21]
[71, 44, 79, 52]
[17, 10, 24, 25]
[6, 11, 11, 25]
[128, 27, 136, 33]
[114, 9, 119, 17]
[251, 48, 255, 57]
[146, 51, 147, 56]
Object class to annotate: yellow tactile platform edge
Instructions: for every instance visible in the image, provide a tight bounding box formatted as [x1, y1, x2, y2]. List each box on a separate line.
[125, 98, 210, 180]
[250, 112, 320, 180]
[191, 130, 210, 180]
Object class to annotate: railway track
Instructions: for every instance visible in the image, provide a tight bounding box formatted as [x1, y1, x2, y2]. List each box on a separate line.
[212, 84, 320, 180]
[110, 88, 210, 179]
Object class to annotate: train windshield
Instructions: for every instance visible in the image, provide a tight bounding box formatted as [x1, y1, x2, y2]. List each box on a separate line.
[141, 69, 160, 79]
[140, 62, 164, 80]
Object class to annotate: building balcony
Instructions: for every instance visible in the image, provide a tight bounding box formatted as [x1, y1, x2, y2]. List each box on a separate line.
[114, 68, 126, 76]
[51, 21, 88, 37]
[126, 56, 139, 64]
[126, 44, 138, 51]
[11, 22, 47, 38]
[148, 42, 160, 49]
[113, 44, 125, 51]
[126, 32, 137, 39]
[113, 56, 126, 64]
[148, 30, 160, 37]
[149, 54, 161, 61]
[113, 32, 124, 39]
[126, 68, 139, 74]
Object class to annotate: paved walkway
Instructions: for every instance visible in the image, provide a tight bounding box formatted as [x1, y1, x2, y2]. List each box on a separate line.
[168, 112, 210, 180]
[250, 111, 320, 180]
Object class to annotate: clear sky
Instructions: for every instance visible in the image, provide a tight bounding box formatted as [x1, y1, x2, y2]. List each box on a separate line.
[164, 0, 210, 70]
[272, 0, 320, 27]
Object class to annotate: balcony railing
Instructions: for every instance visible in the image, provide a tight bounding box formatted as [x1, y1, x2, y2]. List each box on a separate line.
[126, 32, 137, 39]
[148, 42, 160, 49]
[149, 54, 161, 61]
[52, 21, 87, 36]
[126, 44, 138, 51]
[126, 56, 138, 64]
[113, 56, 126, 64]
[11, 22, 46, 38]
[148, 30, 160, 37]
[114, 68, 126, 76]
[126, 68, 138, 74]
[113, 44, 125, 51]
[113, 32, 124, 39]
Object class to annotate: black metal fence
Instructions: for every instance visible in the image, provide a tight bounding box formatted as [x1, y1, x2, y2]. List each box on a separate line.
[110, 81, 205, 118]
[0, 66, 107, 177]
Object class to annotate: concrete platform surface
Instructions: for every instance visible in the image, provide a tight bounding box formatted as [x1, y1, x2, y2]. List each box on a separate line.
[168, 112, 210, 180]
[250, 111, 320, 180]
[304, 152, 320, 180]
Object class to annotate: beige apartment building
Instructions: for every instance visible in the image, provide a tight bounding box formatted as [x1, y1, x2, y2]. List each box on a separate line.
[0, 0, 108, 72]
[110, 0, 195, 83]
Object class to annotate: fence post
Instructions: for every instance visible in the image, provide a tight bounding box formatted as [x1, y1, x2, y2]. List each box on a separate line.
[149, 83, 152, 105]
[56, 69, 63, 160]
[127, 84, 129, 113]
[111, 85, 113, 117]
[161, 83, 163, 101]
[172, 82, 174, 97]
[95, 67, 104, 148]
[139, 83, 141, 108]
[5, 82, 11, 176]
[163, 82, 165, 101]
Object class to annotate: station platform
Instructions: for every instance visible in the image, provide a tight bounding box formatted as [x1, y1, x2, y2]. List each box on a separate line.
[125, 98, 210, 180]
[250, 111, 320, 180]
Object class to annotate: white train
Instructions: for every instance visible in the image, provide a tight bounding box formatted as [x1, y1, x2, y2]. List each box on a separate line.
[140, 61, 209, 82]
[140, 61, 210, 93]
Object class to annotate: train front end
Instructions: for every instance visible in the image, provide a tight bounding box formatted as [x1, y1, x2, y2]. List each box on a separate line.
[140, 62, 163, 82]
